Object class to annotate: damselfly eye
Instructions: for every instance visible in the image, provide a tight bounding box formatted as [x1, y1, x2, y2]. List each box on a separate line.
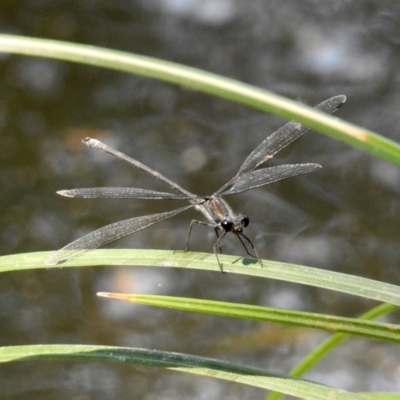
[221, 220, 233, 232]
[242, 215, 249, 227]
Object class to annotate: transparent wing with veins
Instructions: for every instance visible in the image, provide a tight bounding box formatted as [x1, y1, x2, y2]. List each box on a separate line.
[79, 137, 198, 199]
[215, 95, 346, 196]
[45, 205, 193, 265]
[55, 138, 202, 201]
[57, 187, 196, 200]
[220, 163, 322, 196]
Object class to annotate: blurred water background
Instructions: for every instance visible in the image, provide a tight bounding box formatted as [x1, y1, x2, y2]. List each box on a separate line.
[1, 1, 400, 399]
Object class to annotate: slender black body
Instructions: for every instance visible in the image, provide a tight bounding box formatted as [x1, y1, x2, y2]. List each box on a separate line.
[46, 95, 345, 272]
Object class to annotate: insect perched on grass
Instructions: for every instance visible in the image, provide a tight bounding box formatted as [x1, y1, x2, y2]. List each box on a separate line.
[46, 95, 345, 273]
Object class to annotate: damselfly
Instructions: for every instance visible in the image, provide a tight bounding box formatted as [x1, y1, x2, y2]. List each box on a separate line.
[46, 95, 345, 272]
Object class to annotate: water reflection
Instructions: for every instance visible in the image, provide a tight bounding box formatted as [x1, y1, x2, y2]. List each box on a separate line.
[1, 1, 400, 398]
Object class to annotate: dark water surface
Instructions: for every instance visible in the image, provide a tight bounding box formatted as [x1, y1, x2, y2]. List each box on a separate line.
[1, 1, 400, 398]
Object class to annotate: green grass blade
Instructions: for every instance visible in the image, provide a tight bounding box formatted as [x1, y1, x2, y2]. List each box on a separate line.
[357, 394, 400, 400]
[0, 34, 400, 165]
[0, 344, 365, 400]
[267, 303, 397, 400]
[97, 293, 400, 344]
[1, 250, 400, 306]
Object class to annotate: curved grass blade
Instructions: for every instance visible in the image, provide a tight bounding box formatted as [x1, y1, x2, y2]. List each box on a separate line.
[1, 250, 400, 306]
[0, 344, 364, 400]
[266, 303, 397, 400]
[355, 394, 400, 400]
[97, 293, 400, 345]
[0, 34, 399, 166]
